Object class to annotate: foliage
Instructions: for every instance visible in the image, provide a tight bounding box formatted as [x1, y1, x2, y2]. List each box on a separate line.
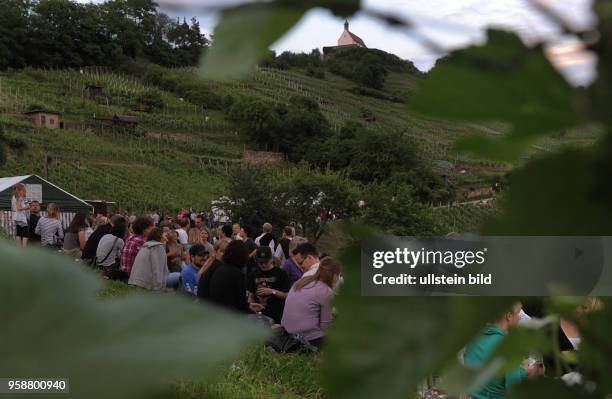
[205, 2, 612, 399]
[201, 0, 359, 80]
[0, 0, 209, 70]
[221, 164, 360, 242]
[136, 89, 164, 110]
[228, 95, 330, 157]
[0, 242, 266, 398]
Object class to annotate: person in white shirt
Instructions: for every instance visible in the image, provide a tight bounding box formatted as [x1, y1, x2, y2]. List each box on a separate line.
[254, 222, 276, 252]
[176, 217, 190, 245]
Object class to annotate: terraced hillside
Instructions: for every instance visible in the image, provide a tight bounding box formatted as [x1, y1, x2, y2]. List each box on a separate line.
[0, 64, 599, 213]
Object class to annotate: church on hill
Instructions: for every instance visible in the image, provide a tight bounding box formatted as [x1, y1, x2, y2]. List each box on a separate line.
[337, 20, 367, 48]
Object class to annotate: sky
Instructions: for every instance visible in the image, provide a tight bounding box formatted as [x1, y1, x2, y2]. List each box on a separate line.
[78, 0, 597, 86]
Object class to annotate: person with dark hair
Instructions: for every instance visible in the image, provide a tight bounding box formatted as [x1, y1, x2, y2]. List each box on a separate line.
[247, 246, 290, 324]
[120, 215, 155, 276]
[176, 217, 190, 245]
[96, 218, 127, 278]
[281, 257, 342, 349]
[182, 244, 209, 295]
[294, 242, 320, 277]
[128, 228, 168, 291]
[82, 214, 124, 263]
[219, 224, 233, 243]
[206, 240, 256, 313]
[240, 225, 258, 275]
[195, 214, 205, 230]
[282, 236, 308, 287]
[197, 240, 228, 300]
[463, 303, 543, 398]
[27, 200, 41, 245]
[274, 226, 294, 263]
[63, 213, 89, 256]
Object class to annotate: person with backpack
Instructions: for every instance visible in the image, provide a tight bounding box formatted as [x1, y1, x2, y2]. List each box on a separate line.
[96, 219, 127, 278]
[281, 257, 342, 349]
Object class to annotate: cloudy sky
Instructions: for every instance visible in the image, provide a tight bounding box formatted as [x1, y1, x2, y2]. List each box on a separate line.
[79, 0, 598, 85]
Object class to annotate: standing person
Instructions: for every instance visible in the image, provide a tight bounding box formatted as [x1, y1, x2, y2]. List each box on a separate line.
[82, 215, 123, 264]
[281, 257, 342, 349]
[182, 244, 209, 295]
[27, 200, 42, 245]
[206, 240, 255, 313]
[247, 246, 290, 324]
[197, 240, 228, 300]
[218, 224, 233, 243]
[282, 236, 308, 287]
[274, 226, 294, 263]
[128, 228, 169, 291]
[11, 183, 29, 247]
[151, 211, 160, 227]
[463, 303, 542, 398]
[240, 225, 258, 275]
[96, 218, 127, 278]
[35, 203, 64, 248]
[232, 223, 243, 241]
[62, 213, 89, 258]
[176, 218, 190, 245]
[255, 223, 276, 252]
[120, 215, 154, 278]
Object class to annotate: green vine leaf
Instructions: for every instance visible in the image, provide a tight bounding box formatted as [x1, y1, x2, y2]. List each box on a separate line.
[410, 29, 580, 161]
[0, 243, 266, 399]
[321, 224, 516, 399]
[201, 0, 359, 80]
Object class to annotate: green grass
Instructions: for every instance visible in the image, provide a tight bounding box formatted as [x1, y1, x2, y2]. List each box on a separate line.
[97, 279, 323, 399]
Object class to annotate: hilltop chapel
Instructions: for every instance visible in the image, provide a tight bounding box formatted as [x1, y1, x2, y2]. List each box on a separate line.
[337, 20, 367, 48]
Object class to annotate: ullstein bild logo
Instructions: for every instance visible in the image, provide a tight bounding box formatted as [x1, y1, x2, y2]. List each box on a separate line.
[361, 236, 612, 297]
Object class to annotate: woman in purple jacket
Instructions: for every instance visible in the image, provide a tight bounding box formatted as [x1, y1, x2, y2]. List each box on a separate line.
[281, 257, 342, 349]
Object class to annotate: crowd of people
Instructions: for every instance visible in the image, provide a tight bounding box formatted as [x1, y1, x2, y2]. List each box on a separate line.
[11, 183, 342, 350]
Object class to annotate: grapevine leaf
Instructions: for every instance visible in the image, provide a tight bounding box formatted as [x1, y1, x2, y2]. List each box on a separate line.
[0, 243, 266, 399]
[410, 29, 580, 161]
[321, 225, 515, 399]
[201, 0, 359, 80]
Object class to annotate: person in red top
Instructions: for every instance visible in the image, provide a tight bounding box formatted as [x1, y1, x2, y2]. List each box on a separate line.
[119, 216, 154, 279]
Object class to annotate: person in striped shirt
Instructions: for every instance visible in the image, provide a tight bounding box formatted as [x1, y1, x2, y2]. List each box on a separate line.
[35, 203, 64, 247]
[119, 215, 155, 278]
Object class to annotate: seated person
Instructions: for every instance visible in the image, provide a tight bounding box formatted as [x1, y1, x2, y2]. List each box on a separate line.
[182, 244, 209, 295]
[281, 257, 341, 349]
[463, 302, 543, 399]
[247, 246, 290, 324]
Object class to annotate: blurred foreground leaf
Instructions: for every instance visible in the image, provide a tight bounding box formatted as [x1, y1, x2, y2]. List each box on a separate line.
[201, 0, 358, 80]
[409, 29, 580, 161]
[0, 243, 266, 399]
[321, 224, 515, 399]
[510, 379, 597, 399]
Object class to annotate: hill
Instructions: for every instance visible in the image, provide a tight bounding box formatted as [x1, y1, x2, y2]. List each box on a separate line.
[0, 51, 598, 216]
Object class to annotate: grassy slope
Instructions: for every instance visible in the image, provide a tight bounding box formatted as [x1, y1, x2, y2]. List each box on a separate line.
[0, 64, 598, 213]
[98, 279, 322, 399]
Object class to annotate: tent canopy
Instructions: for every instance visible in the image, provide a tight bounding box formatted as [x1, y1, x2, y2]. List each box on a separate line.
[0, 175, 93, 213]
